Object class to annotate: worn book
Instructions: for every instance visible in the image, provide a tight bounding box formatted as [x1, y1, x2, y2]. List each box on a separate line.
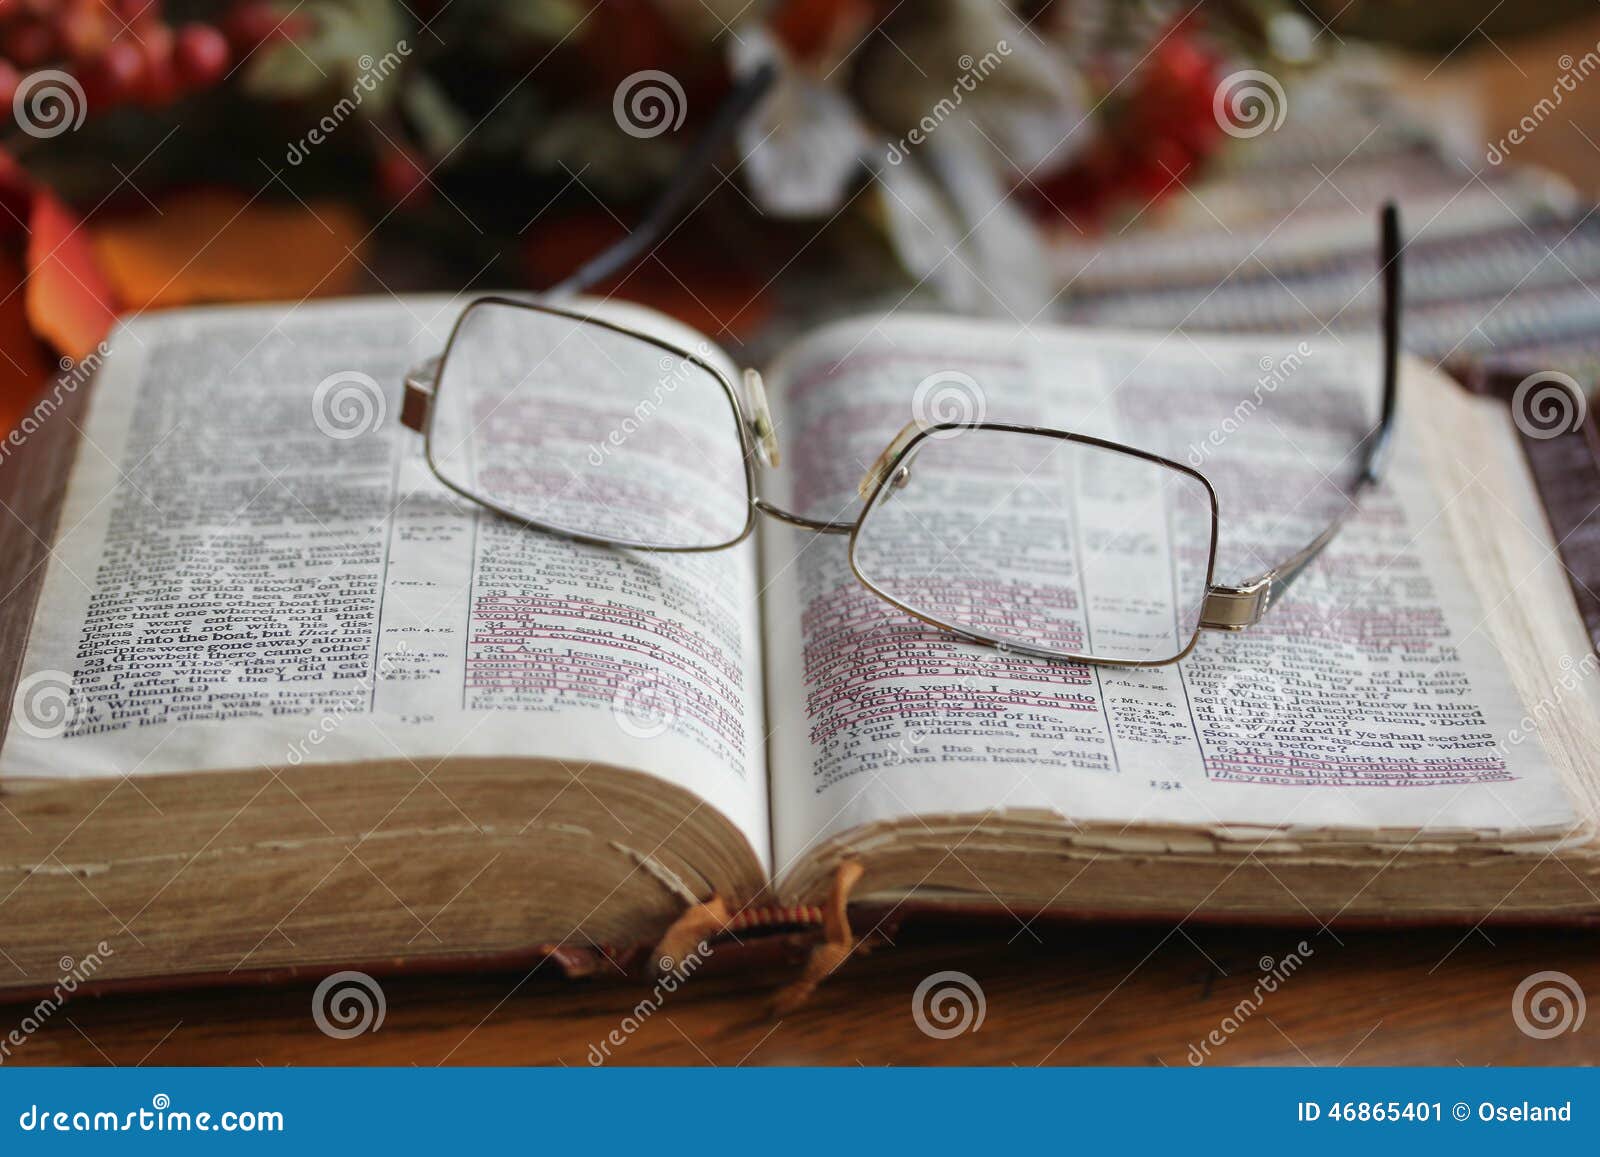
[2, 292, 1599, 996]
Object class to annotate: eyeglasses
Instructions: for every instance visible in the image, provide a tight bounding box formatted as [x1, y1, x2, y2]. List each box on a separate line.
[397, 203, 1402, 667]
[395, 57, 1404, 666]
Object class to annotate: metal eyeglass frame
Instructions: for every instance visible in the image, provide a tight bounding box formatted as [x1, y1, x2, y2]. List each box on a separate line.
[396, 59, 1405, 667]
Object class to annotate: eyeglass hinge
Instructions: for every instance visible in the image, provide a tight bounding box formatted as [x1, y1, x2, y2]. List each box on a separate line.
[1199, 574, 1275, 631]
[401, 356, 441, 434]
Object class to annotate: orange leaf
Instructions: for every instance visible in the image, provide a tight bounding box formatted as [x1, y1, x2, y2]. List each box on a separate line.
[0, 251, 53, 443]
[770, 0, 873, 65]
[90, 190, 366, 312]
[25, 191, 120, 361]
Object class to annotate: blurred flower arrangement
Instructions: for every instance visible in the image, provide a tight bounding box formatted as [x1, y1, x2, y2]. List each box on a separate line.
[0, 0, 1312, 406]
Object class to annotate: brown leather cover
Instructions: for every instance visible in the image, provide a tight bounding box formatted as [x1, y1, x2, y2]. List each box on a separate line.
[1463, 364, 1600, 654]
[0, 375, 90, 754]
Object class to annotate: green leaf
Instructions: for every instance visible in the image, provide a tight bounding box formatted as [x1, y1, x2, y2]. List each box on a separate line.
[246, 0, 411, 116]
[494, 0, 587, 42]
[400, 74, 471, 160]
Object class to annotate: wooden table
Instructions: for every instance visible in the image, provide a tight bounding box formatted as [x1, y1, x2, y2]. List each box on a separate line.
[7, 920, 1596, 1066]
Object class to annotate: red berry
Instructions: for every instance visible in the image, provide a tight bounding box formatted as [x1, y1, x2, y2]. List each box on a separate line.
[138, 23, 179, 105]
[1171, 106, 1222, 160]
[98, 38, 145, 102]
[1154, 37, 1214, 95]
[376, 144, 430, 208]
[0, 60, 18, 109]
[174, 23, 229, 88]
[4, 21, 57, 68]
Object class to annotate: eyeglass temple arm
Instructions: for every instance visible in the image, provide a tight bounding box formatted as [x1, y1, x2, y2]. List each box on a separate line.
[399, 63, 777, 434]
[1199, 201, 1403, 631]
[545, 62, 777, 299]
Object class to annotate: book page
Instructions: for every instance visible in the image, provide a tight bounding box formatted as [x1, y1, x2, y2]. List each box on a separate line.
[0, 297, 770, 871]
[757, 314, 1582, 879]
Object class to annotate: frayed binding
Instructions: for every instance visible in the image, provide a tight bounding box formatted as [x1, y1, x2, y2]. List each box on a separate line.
[771, 860, 864, 1016]
[649, 896, 832, 971]
[651, 895, 732, 972]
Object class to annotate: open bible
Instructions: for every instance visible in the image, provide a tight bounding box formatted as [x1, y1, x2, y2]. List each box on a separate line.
[2, 293, 1599, 995]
